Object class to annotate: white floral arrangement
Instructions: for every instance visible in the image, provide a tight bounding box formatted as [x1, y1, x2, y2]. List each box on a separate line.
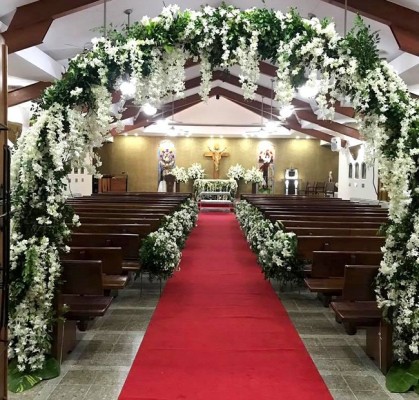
[171, 166, 189, 183]
[227, 164, 245, 181]
[139, 229, 181, 281]
[187, 163, 206, 180]
[139, 198, 197, 281]
[236, 201, 303, 285]
[244, 167, 264, 184]
[9, 1, 419, 376]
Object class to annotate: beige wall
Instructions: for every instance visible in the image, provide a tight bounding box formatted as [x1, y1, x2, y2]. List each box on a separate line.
[98, 136, 339, 194]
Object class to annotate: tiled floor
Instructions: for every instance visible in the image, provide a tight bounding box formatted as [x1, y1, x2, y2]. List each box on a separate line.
[9, 277, 414, 400]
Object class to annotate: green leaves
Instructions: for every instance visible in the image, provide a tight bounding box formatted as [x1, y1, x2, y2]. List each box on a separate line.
[386, 361, 419, 393]
[8, 357, 60, 393]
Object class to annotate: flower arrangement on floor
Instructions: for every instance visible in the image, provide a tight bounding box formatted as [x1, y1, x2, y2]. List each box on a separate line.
[9, 0, 419, 378]
[139, 229, 181, 281]
[171, 166, 189, 183]
[235, 201, 304, 286]
[139, 199, 198, 281]
[187, 163, 206, 180]
[227, 164, 245, 181]
[244, 167, 264, 185]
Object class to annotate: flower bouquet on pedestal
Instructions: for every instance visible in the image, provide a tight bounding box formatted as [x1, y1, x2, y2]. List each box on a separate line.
[244, 167, 264, 193]
[187, 163, 206, 180]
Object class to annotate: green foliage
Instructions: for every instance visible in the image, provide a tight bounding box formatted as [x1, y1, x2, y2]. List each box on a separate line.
[386, 361, 419, 393]
[343, 15, 380, 78]
[8, 357, 60, 393]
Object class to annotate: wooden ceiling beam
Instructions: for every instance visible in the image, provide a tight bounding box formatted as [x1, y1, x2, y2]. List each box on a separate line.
[296, 109, 360, 140]
[119, 91, 214, 134]
[215, 87, 335, 142]
[8, 81, 51, 107]
[258, 61, 356, 118]
[4, 0, 103, 54]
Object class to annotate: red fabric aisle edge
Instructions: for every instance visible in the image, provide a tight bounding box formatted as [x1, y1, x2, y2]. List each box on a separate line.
[118, 213, 333, 400]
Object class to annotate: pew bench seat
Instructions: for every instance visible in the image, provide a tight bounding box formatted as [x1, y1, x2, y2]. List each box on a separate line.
[122, 260, 141, 272]
[330, 301, 381, 335]
[103, 274, 128, 292]
[62, 294, 113, 331]
[304, 277, 344, 306]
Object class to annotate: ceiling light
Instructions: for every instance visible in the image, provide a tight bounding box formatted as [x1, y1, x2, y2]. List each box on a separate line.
[296, 135, 300, 140]
[134, 132, 138, 136]
[167, 126, 178, 137]
[219, 135, 223, 138]
[298, 81, 320, 99]
[306, 136, 310, 139]
[120, 79, 136, 97]
[280, 105, 295, 119]
[275, 126, 291, 135]
[142, 102, 157, 116]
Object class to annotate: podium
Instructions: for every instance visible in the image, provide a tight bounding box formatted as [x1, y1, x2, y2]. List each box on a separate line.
[285, 169, 299, 195]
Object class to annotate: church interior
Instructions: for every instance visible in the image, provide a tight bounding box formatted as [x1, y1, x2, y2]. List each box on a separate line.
[1, 0, 419, 399]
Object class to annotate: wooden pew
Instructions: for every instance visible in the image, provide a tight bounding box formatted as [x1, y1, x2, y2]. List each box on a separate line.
[281, 220, 383, 229]
[329, 265, 392, 373]
[297, 236, 385, 260]
[289, 227, 380, 237]
[61, 260, 113, 331]
[61, 247, 128, 295]
[74, 223, 154, 237]
[305, 254, 382, 305]
[70, 233, 141, 272]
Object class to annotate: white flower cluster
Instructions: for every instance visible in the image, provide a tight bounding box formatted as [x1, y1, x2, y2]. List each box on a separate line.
[236, 201, 301, 284]
[139, 199, 198, 281]
[193, 178, 238, 199]
[227, 164, 245, 181]
[244, 167, 264, 184]
[171, 166, 189, 183]
[187, 163, 206, 180]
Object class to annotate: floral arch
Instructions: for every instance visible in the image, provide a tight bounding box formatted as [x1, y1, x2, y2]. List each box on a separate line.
[9, 4, 419, 371]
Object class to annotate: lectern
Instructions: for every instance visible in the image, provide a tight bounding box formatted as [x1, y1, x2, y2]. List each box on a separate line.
[285, 169, 299, 195]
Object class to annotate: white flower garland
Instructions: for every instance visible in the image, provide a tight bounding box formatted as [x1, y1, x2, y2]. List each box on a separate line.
[10, 4, 419, 371]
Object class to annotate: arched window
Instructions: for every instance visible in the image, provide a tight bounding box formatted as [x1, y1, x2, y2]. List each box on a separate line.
[355, 163, 359, 179]
[361, 162, 367, 179]
[349, 163, 353, 178]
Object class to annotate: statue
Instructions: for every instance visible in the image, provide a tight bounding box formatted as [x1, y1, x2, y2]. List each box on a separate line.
[328, 170, 333, 182]
[258, 149, 274, 188]
[204, 143, 229, 178]
[158, 147, 175, 192]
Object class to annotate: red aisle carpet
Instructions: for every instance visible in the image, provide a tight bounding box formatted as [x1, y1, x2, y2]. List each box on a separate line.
[119, 213, 332, 400]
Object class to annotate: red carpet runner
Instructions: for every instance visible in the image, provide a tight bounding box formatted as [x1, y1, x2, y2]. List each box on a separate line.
[119, 213, 332, 400]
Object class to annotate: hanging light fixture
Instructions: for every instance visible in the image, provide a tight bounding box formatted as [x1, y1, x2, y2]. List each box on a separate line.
[167, 96, 178, 136]
[279, 104, 295, 119]
[124, 8, 133, 30]
[142, 103, 157, 116]
[266, 79, 279, 131]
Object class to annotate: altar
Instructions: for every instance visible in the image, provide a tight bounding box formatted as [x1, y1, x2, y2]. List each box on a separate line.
[194, 179, 237, 212]
[193, 179, 238, 199]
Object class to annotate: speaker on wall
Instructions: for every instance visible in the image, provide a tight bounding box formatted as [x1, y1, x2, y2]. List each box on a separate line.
[331, 137, 341, 152]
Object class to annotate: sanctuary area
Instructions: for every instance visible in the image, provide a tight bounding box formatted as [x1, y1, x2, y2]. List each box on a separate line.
[1, 1, 419, 400]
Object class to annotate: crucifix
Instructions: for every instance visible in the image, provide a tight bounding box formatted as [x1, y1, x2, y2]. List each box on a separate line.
[204, 143, 229, 178]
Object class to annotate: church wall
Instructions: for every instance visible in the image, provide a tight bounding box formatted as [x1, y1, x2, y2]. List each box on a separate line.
[98, 136, 339, 194]
[338, 145, 379, 201]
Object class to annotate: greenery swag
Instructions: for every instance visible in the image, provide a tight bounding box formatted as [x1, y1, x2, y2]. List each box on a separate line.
[9, 3, 419, 374]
